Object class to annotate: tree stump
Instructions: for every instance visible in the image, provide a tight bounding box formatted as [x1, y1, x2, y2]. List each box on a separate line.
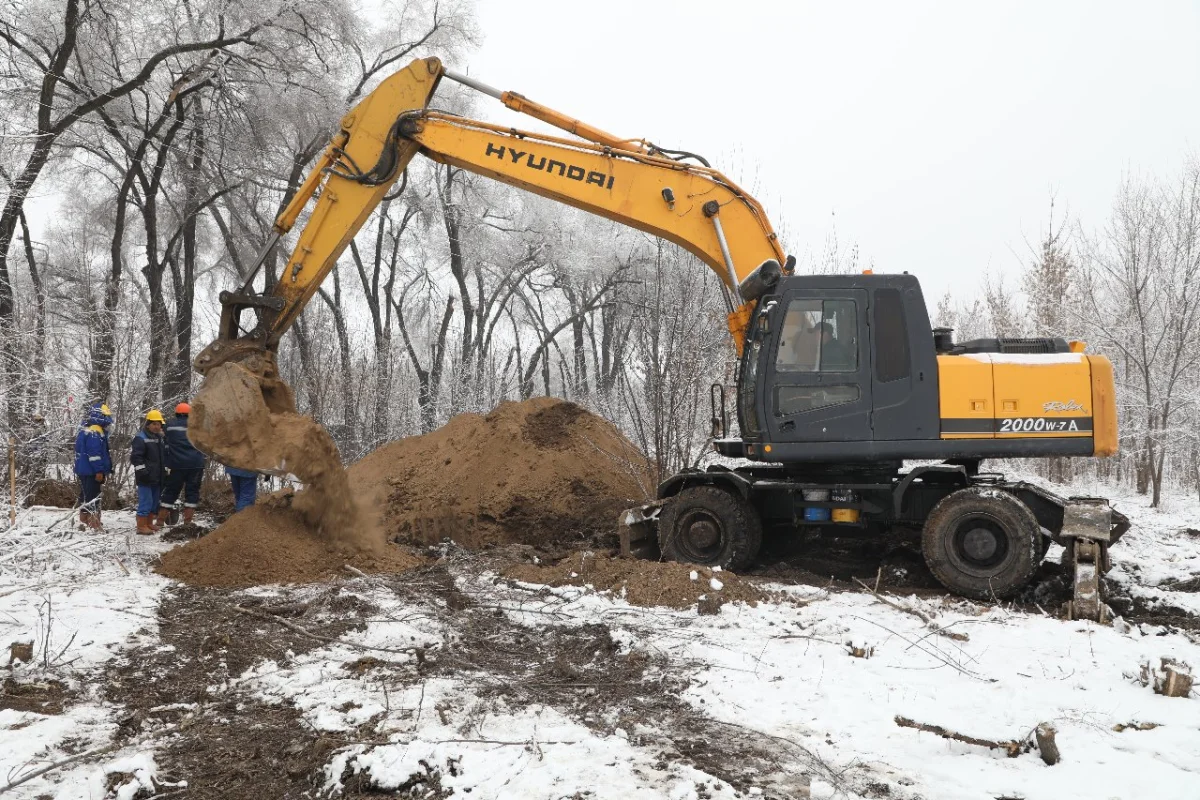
[1035, 723, 1060, 765]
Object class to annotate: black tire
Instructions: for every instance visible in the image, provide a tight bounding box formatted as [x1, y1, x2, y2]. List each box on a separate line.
[1037, 532, 1054, 562]
[658, 486, 763, 571]
[921, 487, 1041, 600]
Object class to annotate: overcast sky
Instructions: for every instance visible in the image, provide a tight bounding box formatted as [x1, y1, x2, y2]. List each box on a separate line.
[455, 0, 1200, 302]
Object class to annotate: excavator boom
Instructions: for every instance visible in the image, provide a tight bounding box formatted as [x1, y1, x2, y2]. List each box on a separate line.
[194, 56, 786, 380]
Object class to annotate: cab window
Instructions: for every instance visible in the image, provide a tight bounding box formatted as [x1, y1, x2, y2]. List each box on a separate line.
[775, 299, 858, 372]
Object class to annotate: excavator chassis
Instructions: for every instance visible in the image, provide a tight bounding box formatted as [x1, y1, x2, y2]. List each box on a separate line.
[619, 465, 1129, 622]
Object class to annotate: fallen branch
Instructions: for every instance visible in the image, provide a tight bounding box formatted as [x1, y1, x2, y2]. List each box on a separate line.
[895, 715, 1023, 757]
[854, 616, 991, 681]
[329, 734, 579, 748]
[854, 578, 969, 641]
[232, 606, 419, 657]
[0, 743, 120, 795]
[708, 718, 847, 789]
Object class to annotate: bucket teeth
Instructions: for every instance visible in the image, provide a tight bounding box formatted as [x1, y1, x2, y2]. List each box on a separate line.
[619, 501, 665, 560]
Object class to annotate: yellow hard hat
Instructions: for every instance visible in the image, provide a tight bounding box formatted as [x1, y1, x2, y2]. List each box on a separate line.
[99, 404, 111, 416]
[145, 410, 165, 423]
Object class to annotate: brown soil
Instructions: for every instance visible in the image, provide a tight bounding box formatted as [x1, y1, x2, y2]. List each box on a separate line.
[157, 500, 422, 588]
[1, 677, 69, 714]
[24, 478, 76, 508]
[104, 586, 376, 800]
[505, 551, 766, 610]
[182, 372, 649, 588]
[190, 362, 382, 555]
[99, 570, 831, 799]
[350, 397, 652, 549]
[161, 521, 209, 542]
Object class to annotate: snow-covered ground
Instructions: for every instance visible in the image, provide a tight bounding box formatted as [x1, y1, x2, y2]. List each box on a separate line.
[2, 485, 1199, 799]
[0, 507, 172, 799]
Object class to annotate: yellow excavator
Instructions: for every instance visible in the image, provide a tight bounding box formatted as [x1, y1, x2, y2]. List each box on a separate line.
[193, 56, 1126, 620]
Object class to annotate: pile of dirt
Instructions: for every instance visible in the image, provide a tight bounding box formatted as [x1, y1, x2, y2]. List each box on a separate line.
[506, 552, 766, 610]
[349, 397, 652, 549]
[157, 501, 422, 588]
[24, 478, 76, 508]
[171, 377, 648, 588]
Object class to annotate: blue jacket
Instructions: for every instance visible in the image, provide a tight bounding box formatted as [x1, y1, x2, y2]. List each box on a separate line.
[73, 426, 112, 477]
[131, 429, 167, 486]
[165, 414, 205, 470]
[73, 404, 112, 477]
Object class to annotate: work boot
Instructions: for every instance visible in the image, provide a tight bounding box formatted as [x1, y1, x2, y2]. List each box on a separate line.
[78, 509, 89, 531]
[92, 510, 103, 531]
[157, 508, 171, 528]
[182, 507, 195, 524]
[150, 512, 163, 531]
[135, 515, 155, 535]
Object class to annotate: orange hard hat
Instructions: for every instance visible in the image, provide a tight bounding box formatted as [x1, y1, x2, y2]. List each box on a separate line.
[175, 402, 191, 414]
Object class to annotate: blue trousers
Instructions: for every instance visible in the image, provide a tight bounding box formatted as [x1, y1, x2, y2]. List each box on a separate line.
[137, 485, 162, 516]
[78, 475, 102, 509]
[162, 468, 202, 507]
[230, 475, 257, 511]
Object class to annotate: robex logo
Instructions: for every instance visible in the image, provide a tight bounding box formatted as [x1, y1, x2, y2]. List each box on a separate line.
[486, 142, 615, 190]
[1043, 400, 1086, 413]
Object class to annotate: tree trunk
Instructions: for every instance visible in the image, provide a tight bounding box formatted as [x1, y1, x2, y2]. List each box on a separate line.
[0, 138, 55, 428]
[439, 168, 474, 367]
[17, 211, 46, 416]
[164, 121, 206, 402]
[569, 291, 589, 398]
[291, 317, 322, 420]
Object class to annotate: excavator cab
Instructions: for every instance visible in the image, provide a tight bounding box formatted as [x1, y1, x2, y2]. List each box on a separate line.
[726, 274, 940, 462]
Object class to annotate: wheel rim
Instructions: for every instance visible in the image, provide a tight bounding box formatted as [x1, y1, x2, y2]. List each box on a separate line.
[948, 513, 1010, 575]
[671, 508, 726, 563]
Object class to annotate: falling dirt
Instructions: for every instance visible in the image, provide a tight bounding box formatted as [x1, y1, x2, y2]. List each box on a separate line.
[189, 362, 382, 555]
[157, 500, 422, 588]
[505, 552, 766, 610]
[349, 397, 653, 549]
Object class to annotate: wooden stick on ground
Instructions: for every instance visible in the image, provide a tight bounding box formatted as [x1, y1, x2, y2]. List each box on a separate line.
[895, 715, 1023, 757]
[232, 606, 418, 657]
[853, 577, 969, 642]
[0, 743, 120, 795]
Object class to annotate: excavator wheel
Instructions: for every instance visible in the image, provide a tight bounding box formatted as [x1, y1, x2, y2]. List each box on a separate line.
[921, 487, 1041, 601]
[658, 486, 762, 572]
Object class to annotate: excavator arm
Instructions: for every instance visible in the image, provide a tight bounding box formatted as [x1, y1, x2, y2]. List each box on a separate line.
[194, 56, 788, 382]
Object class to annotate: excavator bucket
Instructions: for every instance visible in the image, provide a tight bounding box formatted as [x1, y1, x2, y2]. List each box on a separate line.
[618, 501, 665, 560]
[1060, 498, 1125, 623]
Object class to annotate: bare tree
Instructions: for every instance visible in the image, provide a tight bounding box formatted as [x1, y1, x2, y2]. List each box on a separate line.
[1022, 197, 1077, 482]
[1075, 162, 1200, 506]
[0, 0, 286, 424]
[619, 239, 730, 484]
